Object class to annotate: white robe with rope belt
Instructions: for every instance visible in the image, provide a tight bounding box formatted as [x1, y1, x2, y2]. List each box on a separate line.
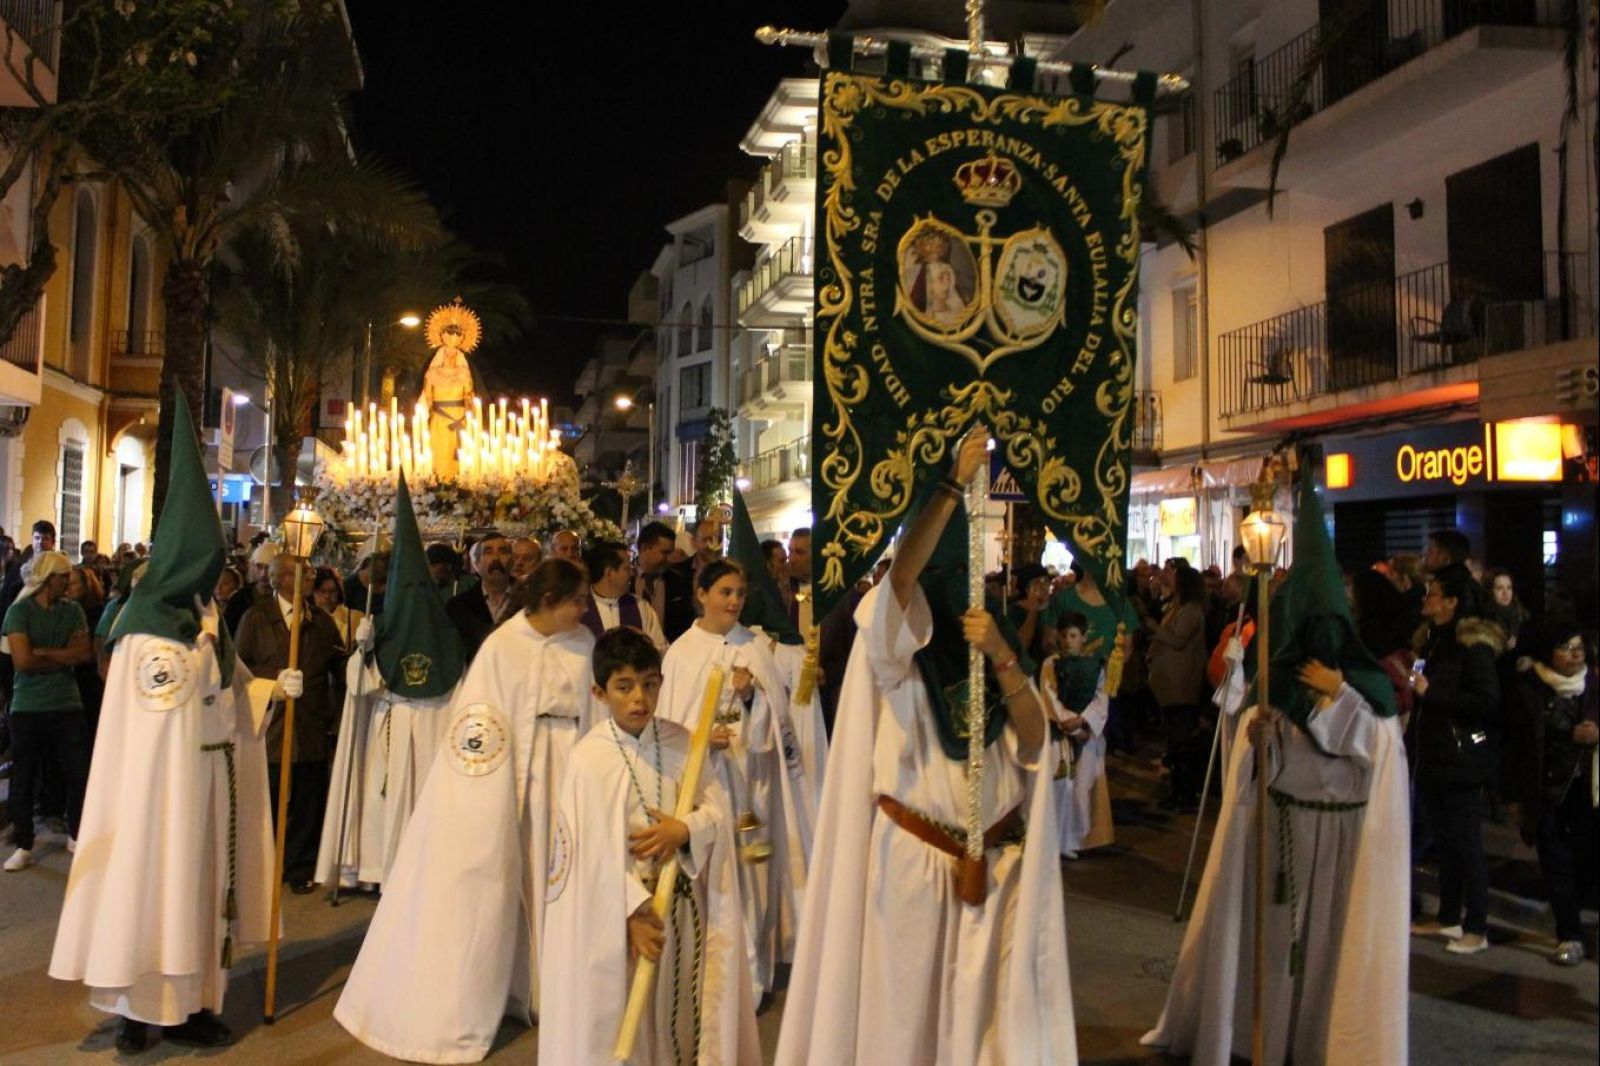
[50, 633, 274, 1026]
[334, 618, 595, 1063]
[315, 655, 455, 888]
[1141, 686, 1409, 1065]
[773, 583, 1076, 1066]
[1042, 657, 1109, 856]
[537, 718, 761, 1065]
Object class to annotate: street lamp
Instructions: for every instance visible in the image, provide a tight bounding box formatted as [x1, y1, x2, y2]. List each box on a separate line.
[362, 312, 423, 409]
[615, 390, 655, 521]
[1238, 468, 1287, 1066]
[264, 496, 324, 1023]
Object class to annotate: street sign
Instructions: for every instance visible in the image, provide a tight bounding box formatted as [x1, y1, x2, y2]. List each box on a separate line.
[989, 451, 1027, 502]
[217, 388, 237, 471]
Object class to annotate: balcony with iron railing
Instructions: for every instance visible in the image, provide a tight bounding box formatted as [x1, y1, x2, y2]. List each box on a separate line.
[1131, 389, 1162, 457]
[111, 329, 164, 359]
[739, 142, 818, 236]
[1213, 0, 1560, 180]
[736, 236, 814, 325]
[0, 0, 58, 106]
[0, 298, 43, 405]
[739, 342, 812, 418]
[1218, 252, 1594, 426]
[739, 438, 810, 493]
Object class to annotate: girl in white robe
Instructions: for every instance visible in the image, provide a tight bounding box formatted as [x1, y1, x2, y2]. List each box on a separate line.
[1141, 673, 1409, 1065]
[334, 559, 597, 1063]
[539, 628, 761, 1065]
[657, 560, 794, 1001]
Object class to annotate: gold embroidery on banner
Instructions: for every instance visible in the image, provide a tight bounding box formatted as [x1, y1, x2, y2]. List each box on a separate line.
[816, 73, 1147, 596]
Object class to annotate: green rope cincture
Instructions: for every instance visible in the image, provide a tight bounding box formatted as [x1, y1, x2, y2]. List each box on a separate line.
[1269, 787, 1366, 978]
[667, 870, 704, 1066]
[380, 698, 394, 799]
[201, 740, 238, 969]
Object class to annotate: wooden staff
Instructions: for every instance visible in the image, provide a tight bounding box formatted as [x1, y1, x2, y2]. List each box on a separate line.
[613, 665, 725, 1061]
[264, 556, 308, 1023]
[1251, 569, 1272, 1064]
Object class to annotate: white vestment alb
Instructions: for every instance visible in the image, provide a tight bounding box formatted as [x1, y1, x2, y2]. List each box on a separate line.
[50, 634, 274, 1026]
[1141, 687, 1409, 1065]
[316, 654, 454, 887]
[334, 618, 596, 1063]
[538, 719, 761, 1065]
[1042, 656, 1109, 855]
[774, 584, 1076, 1066]
[658, 622, 808, 997]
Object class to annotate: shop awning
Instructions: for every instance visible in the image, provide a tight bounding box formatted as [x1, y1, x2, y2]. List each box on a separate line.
[1131, 455, 1267, 496]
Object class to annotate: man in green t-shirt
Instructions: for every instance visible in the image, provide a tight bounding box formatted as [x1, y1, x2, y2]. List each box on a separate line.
[1042, 561, 1137, 662]
[3, 550, 92, 872]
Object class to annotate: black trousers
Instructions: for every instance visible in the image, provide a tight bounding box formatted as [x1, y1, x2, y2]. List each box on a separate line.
[7, 710, 90, 850]
[1536, 784, 1598, 943]
[267, 760, 330, 884]
[1161, 701, 1207, 801]
[1419, 781, 1490, 935]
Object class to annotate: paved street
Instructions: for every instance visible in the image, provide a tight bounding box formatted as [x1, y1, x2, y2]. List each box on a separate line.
[1, 760, 1595, 1064]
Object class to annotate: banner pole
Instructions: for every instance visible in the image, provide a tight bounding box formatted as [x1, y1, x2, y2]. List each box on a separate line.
[964, 442, 990, 866]
[264, 557, 307, 1023]
[1251, 568, 1272, 1065]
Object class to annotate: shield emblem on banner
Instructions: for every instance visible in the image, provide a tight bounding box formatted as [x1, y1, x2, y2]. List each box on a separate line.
[993, 228, 1067, 341]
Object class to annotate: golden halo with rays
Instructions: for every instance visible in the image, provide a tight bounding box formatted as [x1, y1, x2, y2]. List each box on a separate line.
[425, 298, 483, 354]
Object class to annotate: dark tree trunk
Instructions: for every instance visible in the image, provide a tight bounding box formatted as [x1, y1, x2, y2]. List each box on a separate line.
[153, 258, 211, 526]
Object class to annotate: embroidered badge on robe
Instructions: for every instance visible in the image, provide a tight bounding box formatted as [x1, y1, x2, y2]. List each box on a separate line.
[136, 639, 195, 712]
[445, 703, 510, 776]
[546, 810, 573, 903]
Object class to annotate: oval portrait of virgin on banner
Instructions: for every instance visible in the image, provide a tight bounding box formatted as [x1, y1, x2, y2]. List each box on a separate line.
[899, 218, 978, 333]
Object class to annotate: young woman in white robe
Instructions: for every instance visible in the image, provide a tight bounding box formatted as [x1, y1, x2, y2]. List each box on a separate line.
[539, 628, 761, 1065]
[315, 652, 455, 888]
[334, 559, 597, 1063]
[657, 560, 797, 1001]
[774, 428, 1076, 1066]
[1141, 663, 1409, 1066]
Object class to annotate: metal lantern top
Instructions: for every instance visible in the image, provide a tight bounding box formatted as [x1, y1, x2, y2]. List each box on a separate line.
[1238, 471, 1287, 571]
[282, 499, 327, 559]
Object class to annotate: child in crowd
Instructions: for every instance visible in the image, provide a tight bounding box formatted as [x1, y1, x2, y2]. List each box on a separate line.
[1043, 611, 1112, 859]
[539, 628, 760, 1065]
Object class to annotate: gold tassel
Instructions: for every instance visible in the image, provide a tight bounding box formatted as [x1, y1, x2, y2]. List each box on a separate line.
[793, 627, 820, 706]
[1104, 623, 1127, 695]
[224, 887, 237, 922]
[221, 935, 233, 970]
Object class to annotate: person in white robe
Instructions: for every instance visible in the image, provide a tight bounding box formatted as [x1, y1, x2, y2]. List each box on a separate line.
[657, 559, 802, 1002]
[539, 627, 760, 1065]
[49, 390, 287, 1055]
[774, 427, 1076, 1066]
[1041, 634, 1111, 858]
[1142, 473, 1409, 1066]
[316, 471, 465, 891]
[334, 558, 597, 1063]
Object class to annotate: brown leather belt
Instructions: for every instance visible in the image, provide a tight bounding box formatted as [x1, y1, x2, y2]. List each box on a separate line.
[876, 795, 1025, 906]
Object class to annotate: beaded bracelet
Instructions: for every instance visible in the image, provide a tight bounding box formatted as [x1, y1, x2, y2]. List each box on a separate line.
[991, 654, 1019, 675]
[1001, 678, 1030, 701]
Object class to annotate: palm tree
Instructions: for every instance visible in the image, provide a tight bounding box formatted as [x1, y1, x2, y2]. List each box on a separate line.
[77, 4, 441, 519]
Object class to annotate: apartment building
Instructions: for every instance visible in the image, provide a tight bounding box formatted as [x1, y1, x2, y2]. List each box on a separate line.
[1052, 0, 1596, 610]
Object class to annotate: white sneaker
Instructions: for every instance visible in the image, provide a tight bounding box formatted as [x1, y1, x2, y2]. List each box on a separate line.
[1438, 924, 1464, 941]
[66, 837, 76, 854]
[3, 848, 33, 872]
[1445, 932, 1489, 955]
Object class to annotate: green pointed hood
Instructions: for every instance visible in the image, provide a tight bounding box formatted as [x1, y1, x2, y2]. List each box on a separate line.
[108, 390, 229, 666]
[375, 470, 464, 699]
[730, 488, 802, 644]
[1245, 471, 1397, 728]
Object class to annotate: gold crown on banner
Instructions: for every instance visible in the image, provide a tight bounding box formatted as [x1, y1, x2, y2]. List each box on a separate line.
[954, 152, 1022, 208]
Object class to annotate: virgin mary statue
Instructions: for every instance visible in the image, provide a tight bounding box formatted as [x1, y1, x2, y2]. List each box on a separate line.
[420, 299, 480, 482]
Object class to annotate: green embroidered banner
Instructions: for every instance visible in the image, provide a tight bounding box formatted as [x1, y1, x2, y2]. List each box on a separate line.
[811, 62, 1152, 617]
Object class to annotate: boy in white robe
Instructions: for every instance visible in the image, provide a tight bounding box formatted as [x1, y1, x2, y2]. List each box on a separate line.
[1141, 474, 1409, 1066]
[657, 559, 797, 1003]
[334, 558, 596, 1063]
[774, 428, 1077, 1066]
[1041, 613, 1112, 858]
[539, 628, 761, 1065]
[49, 391, 287, 1055]
[316, 472, 464, 891]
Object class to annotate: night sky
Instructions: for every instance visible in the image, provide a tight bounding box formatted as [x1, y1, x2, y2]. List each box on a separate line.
[344, 1, 844, 402]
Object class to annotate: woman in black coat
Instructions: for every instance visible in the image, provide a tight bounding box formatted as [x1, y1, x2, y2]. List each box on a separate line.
[1505, 619, 1597, 966]
[1410, 564, 1505, 956]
